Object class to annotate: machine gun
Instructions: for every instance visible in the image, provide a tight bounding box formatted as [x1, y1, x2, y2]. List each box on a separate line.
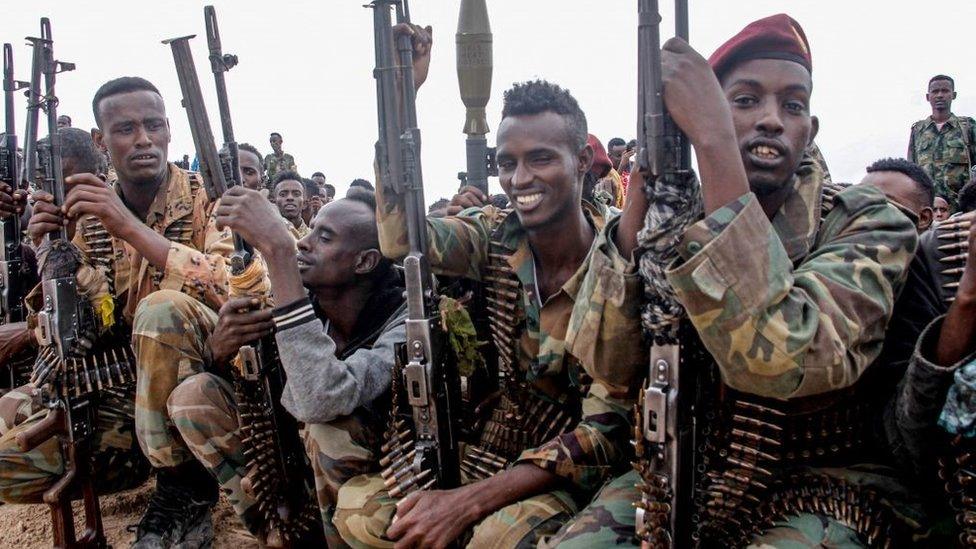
[455, 0, 496, 195]
[632, 1, 701, 547]
[163, 7, 321, 544]
[371, 0, 463, 497]
[15, 18, 129, 549]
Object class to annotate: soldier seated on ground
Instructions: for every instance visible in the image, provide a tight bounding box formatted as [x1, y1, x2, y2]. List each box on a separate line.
[186, 186, 404, 545]
[573, 14, 921, 547]
[0, 128, 151, 507]
[333, 23, 645, 549]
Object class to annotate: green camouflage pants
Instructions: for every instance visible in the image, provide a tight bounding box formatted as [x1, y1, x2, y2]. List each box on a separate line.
[334, 473, 578, 548]
[0, 384, 150, 503]
[541, 470, 637, 547]
[166, 356, 382, 544]
[132, 289, 217, 469]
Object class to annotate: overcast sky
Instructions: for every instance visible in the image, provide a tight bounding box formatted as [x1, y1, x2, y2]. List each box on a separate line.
[8, 1, 976, 205]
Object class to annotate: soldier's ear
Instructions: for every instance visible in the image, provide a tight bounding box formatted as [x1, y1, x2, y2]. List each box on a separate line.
[952, 91, 958, 100]
[808, 116, 820, 147]
[91, 128, 107, 153]
[578, 143, 594, 175]
[917, 206, 934, 231]
[354, 248, 382, 276]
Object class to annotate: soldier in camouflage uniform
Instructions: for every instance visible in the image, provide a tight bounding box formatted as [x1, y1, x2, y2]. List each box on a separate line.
[14, 77, 242, 548]
[156, 189, 407, 545]
[333, 26, 645, 548]
[263, 132, 298, 183]
[0, 128, 151, 504]
[908, 75, 976, 212]
[548, 14, 921, 547]
[271, 170, 311, 238]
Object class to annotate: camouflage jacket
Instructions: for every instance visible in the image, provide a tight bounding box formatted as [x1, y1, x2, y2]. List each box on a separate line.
[908, 114, 976, 211]
[375, 181, 645, 493]
[263, 152, 297, 182]
[288, 218, 310, 240]
[72, 163, 236, 322]
[666, 160, 918, 399]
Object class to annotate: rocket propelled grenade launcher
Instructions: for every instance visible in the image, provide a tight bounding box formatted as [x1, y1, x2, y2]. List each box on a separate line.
[455, 0, 495, 195]
[371, 0, 464, 497]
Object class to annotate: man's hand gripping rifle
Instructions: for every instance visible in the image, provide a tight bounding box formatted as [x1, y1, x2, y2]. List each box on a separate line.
[163, 7, 321, 543]
[371, 0, 464, 499]
[632, 1, 702, 547]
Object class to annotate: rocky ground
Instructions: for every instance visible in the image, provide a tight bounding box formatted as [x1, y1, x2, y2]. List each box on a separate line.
[0, 479, 257, 548]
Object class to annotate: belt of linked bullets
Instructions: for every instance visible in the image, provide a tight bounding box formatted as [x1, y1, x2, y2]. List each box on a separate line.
[692, 384, 879, 546]
[940, 436, 976, 547]
[150, 218, 195, 287]
[32, 342, 136, 399]
[233, 362, 320, 542]
[934, 215, 971, 305]
[5, 351, 34, 390]
[81, 216, 118, 295]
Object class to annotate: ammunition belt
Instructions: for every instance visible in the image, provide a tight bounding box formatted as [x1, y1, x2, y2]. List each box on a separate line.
[32, 339, 136, 400]
[940, 436, 976, 547]
[693, 381, 881, 546]
[233, 342, 321, 543]
[150, 218, 194, 288]
[933, 214, 971, 306]
[4, 351, 34, 391]
[81, 216, 118, 294]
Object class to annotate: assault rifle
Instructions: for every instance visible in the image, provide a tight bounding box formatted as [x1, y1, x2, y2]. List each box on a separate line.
[164, 7, 321, 543]
[371, 0, 463, 496]
[1, 43, 30, 327]
[455, 0, 496, 195]
[16, 18, 109, 549]
[633, 1, 697, 547]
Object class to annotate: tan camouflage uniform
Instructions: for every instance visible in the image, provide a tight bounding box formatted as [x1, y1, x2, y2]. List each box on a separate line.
[909, 114, 976, 211]
[333, 170, 645, 546]
[546, 155, 920, 546]
[0, 163, 221, 503]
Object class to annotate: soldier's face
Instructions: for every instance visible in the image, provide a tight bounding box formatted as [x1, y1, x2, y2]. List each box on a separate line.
[608, 144, 626, 168]
[238, 150, 264, 190]
[934, 197, 950, 221]
[297, 199, 377, 289]
[270, 135, 282, 153]
[927, 80, 955, 112]
[274, 179, 305, 222]
[722, 59, 817, 197]
[93, 90, 170, 186]
[496, 112, 591, 231]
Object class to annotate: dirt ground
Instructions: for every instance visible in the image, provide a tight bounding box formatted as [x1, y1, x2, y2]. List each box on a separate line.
[0, 479, 258, 548]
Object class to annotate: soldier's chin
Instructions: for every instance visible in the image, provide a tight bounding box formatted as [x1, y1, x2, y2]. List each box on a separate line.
[748, 172, 790, 197]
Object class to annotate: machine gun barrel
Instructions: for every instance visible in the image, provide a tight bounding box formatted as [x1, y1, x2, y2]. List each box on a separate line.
[2, 43, 29, 325]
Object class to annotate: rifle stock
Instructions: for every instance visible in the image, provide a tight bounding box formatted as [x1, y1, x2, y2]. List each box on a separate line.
[371, 0, 462, 496]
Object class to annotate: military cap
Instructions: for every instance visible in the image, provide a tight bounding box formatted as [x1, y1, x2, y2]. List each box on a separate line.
[708, 13, 812, 79]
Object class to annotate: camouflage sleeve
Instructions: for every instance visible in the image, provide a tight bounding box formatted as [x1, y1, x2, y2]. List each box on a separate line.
[907, 127, 916, 162]
[514, 378, 633, 494]
[287, 154, 298, 173]
[159, 194, 235, 310]
[374, 163, 493, 279]
[885, 314, 969, 479]
[667, 186, 917, 399]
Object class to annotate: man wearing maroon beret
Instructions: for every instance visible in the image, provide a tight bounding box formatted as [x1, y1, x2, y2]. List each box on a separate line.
[544, 14, 924, 547]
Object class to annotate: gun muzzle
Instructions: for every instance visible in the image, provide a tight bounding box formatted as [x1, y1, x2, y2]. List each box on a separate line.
[456, 0, 492, 136]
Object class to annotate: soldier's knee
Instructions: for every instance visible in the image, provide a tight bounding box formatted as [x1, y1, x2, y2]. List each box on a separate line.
[167, 373, 222, 413]
[132, 289, 202, 337]
[334, 474, 397, 548]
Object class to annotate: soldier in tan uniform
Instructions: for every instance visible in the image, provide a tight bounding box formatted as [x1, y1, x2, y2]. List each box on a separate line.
[271, 170, 310, 238]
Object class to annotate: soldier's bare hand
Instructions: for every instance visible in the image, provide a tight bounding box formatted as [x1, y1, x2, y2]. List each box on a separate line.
[660, 37, 734, 147]
[209, 297, 274, 365]
[0, 322, 33, 365]
[63, 173, 139, 239]
[27, 190, 73, 246]
[387, 487, 478, 549]
[0, 182, 28, 219]
[617, 147, 635, 173]
[393, 23, 433, 91]
[446, 185, 486, 216]
[214, 186, 293, 256]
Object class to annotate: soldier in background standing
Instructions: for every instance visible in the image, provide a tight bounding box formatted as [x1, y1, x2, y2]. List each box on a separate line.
[264, 131, 297, 182]
[908, 75, 976, 212]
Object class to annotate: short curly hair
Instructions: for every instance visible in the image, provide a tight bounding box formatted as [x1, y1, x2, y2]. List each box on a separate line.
[866, 157, 935, 207]
[501, 80, 588, 153]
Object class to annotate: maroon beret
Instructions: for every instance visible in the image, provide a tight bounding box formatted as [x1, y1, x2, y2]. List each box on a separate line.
[588, 134, 612, 175]
[708, 14, 811, 80]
